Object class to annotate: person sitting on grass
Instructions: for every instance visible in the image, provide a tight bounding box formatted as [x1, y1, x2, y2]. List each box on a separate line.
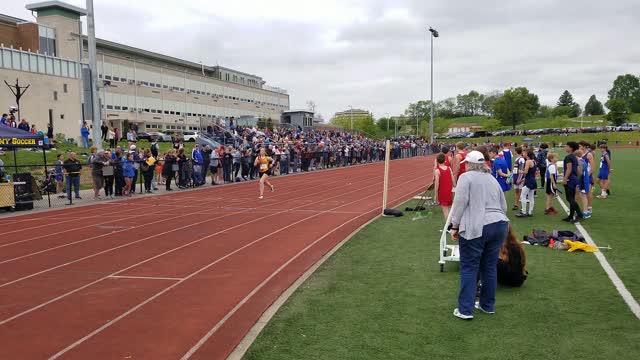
[596, 144, 611, 198]
[433, 153, 455, 220]
[544, 152, 559, 215]
[497, 224, 528, 287]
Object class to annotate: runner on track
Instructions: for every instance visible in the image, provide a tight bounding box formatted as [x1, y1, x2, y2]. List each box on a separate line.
[254, 147, 275, 199]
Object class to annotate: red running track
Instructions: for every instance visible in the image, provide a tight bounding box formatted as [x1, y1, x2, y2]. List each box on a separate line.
[0, 156, 432, 359]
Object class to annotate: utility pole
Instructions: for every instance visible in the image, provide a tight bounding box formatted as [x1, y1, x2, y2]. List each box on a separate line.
[429, 27, 439, 144]
[86, 0, 102, 150]
[4, 78, 30, 124]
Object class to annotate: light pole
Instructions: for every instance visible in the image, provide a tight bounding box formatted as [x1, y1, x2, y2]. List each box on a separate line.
[428, 26, 439, 144]
[87, 0, 102, 150]
[395, 116, 398, 138]
[384, 112, 390, 133]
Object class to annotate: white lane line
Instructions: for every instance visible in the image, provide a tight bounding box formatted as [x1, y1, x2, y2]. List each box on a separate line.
[181, 185, 424, 360]
[226, 210, 383, 360]
[0, 166, 416, 326]
[556, 196, 640, 319]
[109, 276, 183, 281]
[0, 170, 361, 284]
[47, 169, 427, 359]
[0, 205, 187, 252]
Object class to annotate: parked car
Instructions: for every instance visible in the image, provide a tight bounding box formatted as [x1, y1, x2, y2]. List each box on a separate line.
[618, 123, 640, 131]
[183, 131, 200, 142]
[136, 131, 152, 141]
[148, 132, 172, 142]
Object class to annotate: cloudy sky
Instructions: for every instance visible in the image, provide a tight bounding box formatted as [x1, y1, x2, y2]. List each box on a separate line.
[6, 0, 640, 119]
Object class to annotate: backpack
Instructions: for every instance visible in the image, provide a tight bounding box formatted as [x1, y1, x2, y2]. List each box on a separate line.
[523, 229, 551, 246]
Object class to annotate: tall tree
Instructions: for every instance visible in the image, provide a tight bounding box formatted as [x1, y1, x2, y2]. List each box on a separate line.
[557, 90, 575, 107]
[571, 102, 582, 117]
[404, 100, 433, 122]
[537, 105, 553, 118]
[605, 99, 630, 126]
[492, 87, 540, 129]
[555, 90, 580, 117]
[584, 95, 605, 116]
[481, 90, 502, 117]
[608, 74, 640, 113]
[455, 90, 485, 117]
[436, 98, 458, 118]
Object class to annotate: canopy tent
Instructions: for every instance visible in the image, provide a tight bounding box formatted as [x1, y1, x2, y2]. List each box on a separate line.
[0, 125, 48, 180]
[0, 125, 44, 148]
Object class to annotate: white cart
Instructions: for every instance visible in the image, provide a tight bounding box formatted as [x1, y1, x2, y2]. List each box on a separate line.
[438, 204, 459, 272]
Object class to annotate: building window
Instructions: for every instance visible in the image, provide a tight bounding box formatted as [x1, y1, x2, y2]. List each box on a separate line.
[38, 25, 56, 56]
[63, 84, 68, 93]
[53, 91, 58, 101]
[106, 105, 114, 110]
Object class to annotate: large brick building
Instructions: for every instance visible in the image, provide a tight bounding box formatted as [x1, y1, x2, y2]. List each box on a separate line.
[0, 1, 290, 140]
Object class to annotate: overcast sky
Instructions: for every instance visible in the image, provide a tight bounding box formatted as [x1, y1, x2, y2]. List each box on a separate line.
[6, 0, 640, 119]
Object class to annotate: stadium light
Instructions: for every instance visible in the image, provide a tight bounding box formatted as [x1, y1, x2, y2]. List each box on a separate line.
[428, 27, 439, 143]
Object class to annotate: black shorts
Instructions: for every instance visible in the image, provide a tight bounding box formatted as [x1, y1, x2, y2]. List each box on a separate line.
[545, 179, 557, 195]
[260, 170, 271, 177]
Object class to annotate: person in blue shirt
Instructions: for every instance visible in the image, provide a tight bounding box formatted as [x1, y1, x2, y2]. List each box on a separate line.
[575, 149, 591, 219]
[596, 144, 611, 198]
[0, 114, 7, 125]
[191, 144, 204, 185]
[122, 153, 135, 196]
[489, 147, 511, 192]
[80, 123, 90, 148]
[500, 143, 513, 171]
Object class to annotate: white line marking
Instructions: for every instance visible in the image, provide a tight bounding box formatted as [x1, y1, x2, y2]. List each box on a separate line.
[226, 209, 383, 360]
[0, 165, 419, 327]
[556, 196, 640, 319]
[182, 186, 423, 360]
[109, 276, 183, 281]
[0, 205, 185, 252]
[0, 170, 363, 282]
[46, 167, 428, 359]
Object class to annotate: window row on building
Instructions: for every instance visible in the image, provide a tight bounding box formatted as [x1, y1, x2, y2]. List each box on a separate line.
[0, 47, 80, 78]
[96, 61, 288, 109]
[99, 93, 273, 119]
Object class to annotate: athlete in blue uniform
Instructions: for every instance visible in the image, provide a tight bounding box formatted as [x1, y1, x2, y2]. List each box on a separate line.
[579, 141, 596, 215]
[597, 144, 611, 198]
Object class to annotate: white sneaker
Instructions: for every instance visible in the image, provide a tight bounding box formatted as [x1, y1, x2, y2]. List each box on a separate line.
[453, 308, 473, 320]
[258, 195, 263, 199]
[475, 301, 495, 314]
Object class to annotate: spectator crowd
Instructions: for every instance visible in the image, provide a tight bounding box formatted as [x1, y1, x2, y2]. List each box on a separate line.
[52, 126, 431, 201]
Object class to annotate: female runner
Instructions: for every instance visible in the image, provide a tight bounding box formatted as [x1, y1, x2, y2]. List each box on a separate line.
[254, 147, 275, 199]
